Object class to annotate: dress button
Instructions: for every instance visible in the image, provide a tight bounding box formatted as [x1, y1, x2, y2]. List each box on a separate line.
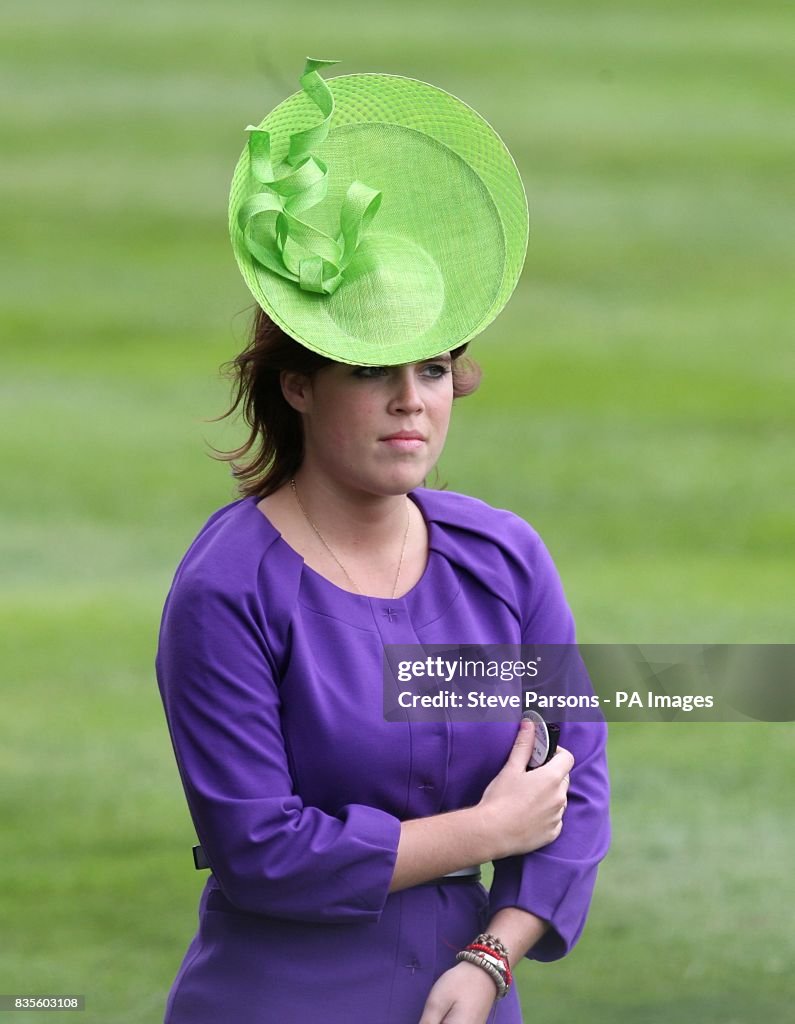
[404, 958, 422, 974]
[418, 781, 435, 791]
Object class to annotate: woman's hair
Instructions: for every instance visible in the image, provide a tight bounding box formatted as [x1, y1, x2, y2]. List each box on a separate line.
[213, 307, 482, 498]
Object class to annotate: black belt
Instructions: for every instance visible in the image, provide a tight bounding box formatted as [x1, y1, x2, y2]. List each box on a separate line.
[416, 870, 482, 887]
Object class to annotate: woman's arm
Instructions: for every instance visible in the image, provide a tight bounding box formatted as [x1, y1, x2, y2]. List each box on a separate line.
[157, 571, 406, 925]
[158, 562, 573, 924]
[488, 717, 610, 960]
[407, 719, 562, 1024]
[418, 907, 549, 1024]
[390, 719, 572, 891]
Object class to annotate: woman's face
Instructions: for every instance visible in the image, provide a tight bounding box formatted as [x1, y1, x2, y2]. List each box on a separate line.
[283, 354, 455, 497]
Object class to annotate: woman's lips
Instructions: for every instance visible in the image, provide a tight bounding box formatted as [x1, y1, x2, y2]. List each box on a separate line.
[380, 432, 426, 450]
[381, 437, 425, 450]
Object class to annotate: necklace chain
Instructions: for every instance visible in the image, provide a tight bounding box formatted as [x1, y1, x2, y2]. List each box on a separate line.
[290, 479, 411, 599]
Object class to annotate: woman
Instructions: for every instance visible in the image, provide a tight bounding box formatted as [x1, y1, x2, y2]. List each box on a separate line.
[156, 59, 609, 1023]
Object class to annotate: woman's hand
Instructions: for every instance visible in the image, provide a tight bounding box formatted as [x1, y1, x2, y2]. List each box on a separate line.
[390, 721, 574, 891]
[418, 961, 499, 1024]
[478, 719, 574, 859]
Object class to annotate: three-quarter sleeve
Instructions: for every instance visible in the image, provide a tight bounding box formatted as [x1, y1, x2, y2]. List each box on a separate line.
[488, 719, 610, 960]
[156, 564, 401, 925]
[488, 528, 611, 961]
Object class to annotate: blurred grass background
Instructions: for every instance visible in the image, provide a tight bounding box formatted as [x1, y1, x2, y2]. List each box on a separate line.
[1, 0, 793, 1021]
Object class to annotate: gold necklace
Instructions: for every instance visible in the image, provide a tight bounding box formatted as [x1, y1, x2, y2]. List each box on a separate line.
[290, 479, 411, 598]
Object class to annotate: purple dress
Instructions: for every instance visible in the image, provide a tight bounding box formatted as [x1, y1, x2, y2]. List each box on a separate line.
[156, 489, 610, 1023]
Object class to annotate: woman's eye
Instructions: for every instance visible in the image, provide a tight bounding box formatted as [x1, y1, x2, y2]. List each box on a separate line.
[352, 366, 388, 378]
[421, 363, 451, 379]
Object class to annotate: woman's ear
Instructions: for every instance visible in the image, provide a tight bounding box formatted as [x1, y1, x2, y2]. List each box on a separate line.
[280, 371, 312, 413]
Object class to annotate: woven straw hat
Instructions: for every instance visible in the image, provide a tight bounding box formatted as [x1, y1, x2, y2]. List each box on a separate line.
[229, 58, 528, 365]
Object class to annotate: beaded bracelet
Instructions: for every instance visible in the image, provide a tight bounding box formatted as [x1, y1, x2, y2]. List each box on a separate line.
[466, 945, 513, 986]
[472, 934, 512, 984]
[454, 932, 513, 999]
[455, 950, 509, 998]
[475, 933, 510, 959]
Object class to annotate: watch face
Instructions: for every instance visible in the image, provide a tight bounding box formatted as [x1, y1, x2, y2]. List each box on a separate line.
[522, 709, 550, 769]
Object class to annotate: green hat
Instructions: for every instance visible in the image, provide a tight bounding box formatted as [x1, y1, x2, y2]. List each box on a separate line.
[229, 58, 529, 366]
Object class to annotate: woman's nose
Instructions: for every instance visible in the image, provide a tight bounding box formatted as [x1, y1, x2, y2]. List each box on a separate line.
[389, 369, 424, 414]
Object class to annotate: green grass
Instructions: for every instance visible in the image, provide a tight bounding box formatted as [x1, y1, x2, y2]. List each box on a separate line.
[1, 1, 793, 1020]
